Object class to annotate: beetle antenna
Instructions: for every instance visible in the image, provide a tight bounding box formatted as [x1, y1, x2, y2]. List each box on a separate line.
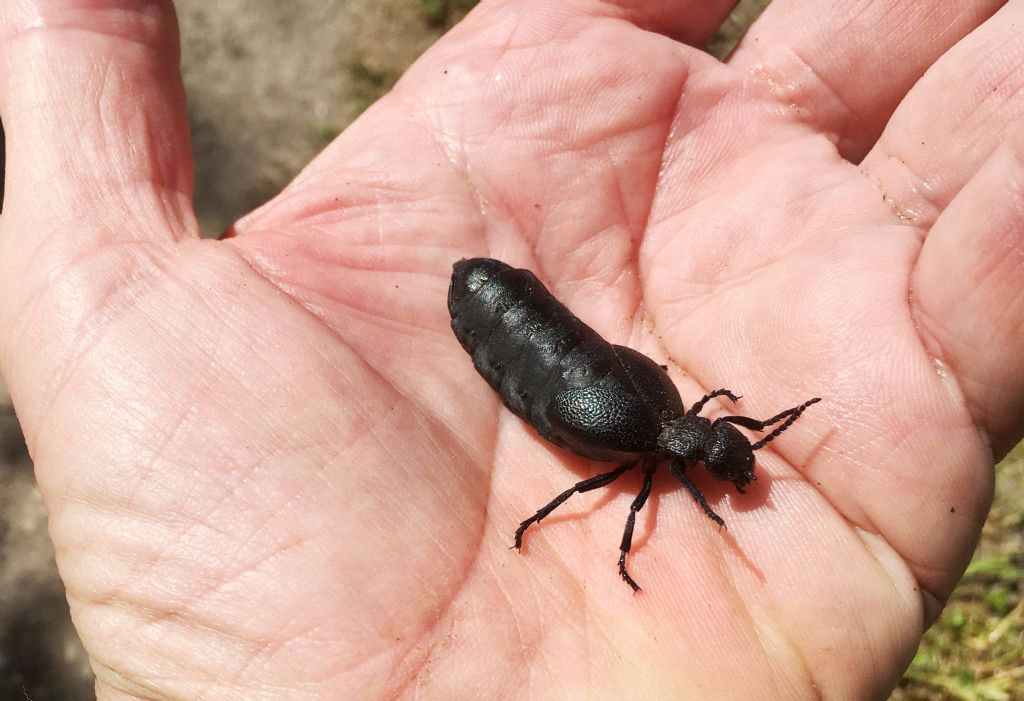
[751, 398, 821, 451]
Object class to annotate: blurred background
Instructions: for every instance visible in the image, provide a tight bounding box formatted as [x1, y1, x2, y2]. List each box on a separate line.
[0, 1, 1020, 699]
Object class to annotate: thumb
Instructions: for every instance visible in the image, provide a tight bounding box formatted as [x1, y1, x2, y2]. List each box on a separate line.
[0, 0, 197, 430]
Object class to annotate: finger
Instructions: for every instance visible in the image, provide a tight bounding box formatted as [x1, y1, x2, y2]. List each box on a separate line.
[586, 0, 740, 47]
[911, 125, 1024, 459]
[0, 1, 197, 432]
[728, 0, 1005, 160]
[861, 1, 1024, 227]
[0, 0, 196, 243]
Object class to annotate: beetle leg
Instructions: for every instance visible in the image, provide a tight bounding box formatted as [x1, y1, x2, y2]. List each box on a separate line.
[669, 461, 726, 527]
[618, 462, 657, 592]
[513, 462, 636, 550]
[687, 388, 741, 416]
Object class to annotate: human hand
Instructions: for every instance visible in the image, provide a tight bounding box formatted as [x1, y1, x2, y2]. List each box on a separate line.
[1, 1, 1021, 699]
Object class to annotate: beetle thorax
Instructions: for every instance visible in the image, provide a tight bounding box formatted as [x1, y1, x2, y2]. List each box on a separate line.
[657, 414, 711, 461]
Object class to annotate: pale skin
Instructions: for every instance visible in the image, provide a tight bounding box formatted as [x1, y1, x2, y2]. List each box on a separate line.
[1, 0, 1023, 698]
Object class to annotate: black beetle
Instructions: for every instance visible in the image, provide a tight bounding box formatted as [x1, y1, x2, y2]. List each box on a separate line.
[448, 258, 820, 591]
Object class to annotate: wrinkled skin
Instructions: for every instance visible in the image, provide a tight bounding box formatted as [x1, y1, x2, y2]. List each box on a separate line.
[2, 1, 1023, 699]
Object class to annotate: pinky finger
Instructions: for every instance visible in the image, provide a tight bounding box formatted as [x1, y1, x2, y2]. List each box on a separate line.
[912, 126, 1024, 458]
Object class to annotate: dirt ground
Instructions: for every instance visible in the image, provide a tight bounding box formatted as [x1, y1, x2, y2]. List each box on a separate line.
[0, 2, 1018, 700]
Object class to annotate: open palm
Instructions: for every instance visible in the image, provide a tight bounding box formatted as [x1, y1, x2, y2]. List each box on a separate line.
[2, 1, 1023, 699]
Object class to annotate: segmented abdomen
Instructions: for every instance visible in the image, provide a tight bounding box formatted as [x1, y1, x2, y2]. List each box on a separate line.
[448, 258, 608, 423]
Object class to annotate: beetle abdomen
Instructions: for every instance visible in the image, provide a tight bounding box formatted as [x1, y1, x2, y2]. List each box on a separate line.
[449, 258, 601, 417]
[448, 258, 684, 461]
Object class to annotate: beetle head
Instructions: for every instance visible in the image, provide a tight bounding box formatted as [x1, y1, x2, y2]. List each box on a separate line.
[704, 422, 756, 493]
